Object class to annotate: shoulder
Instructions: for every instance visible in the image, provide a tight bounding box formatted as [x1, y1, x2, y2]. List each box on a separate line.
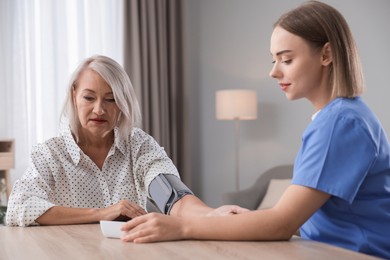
[129, 127, 158, 144]
[311, 97, 377, 130]
[130, 127, 148, 138]
[304, 98, 379, 149]
[128, 127, 165, 153]
[321, 97, 374, 120]
[30, 136, 68, 161]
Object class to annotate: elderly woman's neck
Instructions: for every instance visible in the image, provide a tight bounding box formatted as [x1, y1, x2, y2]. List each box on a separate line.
[77, 130, 114, 149]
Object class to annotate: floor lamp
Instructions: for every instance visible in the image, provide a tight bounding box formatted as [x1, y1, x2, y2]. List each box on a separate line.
[216, 89, 257, 191]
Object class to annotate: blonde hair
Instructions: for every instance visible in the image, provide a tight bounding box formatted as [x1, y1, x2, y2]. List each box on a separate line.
[61, 55, 142, 141]
[274, 1, 364, 98]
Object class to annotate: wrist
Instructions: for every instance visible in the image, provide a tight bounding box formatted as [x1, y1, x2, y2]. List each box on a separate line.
[180, 217, 194, 239]
[92, 208, 103, 222]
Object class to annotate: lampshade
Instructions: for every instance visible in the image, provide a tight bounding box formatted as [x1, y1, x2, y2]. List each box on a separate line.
[216, 89, 257, 120]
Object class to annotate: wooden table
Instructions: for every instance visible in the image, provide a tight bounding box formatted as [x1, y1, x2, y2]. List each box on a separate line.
[0, 224, 379, 259]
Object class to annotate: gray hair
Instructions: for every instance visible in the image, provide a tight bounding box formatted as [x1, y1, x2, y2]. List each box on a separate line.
[61, 55, 142, 141]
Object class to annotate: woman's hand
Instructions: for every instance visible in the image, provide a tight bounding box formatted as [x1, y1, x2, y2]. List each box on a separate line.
[206, 205, 250, 216]
[120, 213, 184, 243]
[99, 200, 147, 221]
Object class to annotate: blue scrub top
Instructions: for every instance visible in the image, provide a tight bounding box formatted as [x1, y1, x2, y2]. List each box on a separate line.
[293, 97, 390, 259]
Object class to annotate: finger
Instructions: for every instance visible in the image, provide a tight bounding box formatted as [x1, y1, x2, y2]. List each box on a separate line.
[234, 206, 251, 214]
[133, 205, 147, 215]
[125, 206, 146, 218]
[224, 205, 250, 214]
[121, 225, 154, 243]
[121, 215, 147, 232]
[128, 202, 147, 215]
[122, 202, 147, 218]
[125, 208, 146, 218]
[132, 233, 158, 243]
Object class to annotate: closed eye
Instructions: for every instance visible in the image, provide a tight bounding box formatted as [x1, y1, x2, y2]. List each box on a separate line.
[105, 98, 116, 103]
[83, 96, 94, 101]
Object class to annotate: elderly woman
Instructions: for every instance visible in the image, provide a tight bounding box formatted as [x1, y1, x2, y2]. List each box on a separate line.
[6, 55, 245, 226]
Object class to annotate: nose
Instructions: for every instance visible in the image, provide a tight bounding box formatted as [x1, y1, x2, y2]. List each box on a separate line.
[269, 63, 281, 79]
[93, 100, 105, 115]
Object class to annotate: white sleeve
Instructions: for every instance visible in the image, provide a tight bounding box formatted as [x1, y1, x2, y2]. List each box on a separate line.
[5, 144, 56, 226]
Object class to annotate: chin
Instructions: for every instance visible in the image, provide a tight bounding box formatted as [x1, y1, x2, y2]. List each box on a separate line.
[285, 94, 295, 100]
[285, 93, 302, 101]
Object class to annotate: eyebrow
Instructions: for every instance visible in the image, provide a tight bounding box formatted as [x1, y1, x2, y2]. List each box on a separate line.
[271, 50, 293, 56]
[81, 89, 114, 95]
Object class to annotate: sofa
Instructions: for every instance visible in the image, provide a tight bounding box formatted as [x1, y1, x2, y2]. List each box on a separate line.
[222, 164, 294, 210]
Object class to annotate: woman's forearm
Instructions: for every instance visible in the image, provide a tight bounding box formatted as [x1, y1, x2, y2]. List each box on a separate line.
[181, 209, 294, 241]
[35, 206, 101, 225]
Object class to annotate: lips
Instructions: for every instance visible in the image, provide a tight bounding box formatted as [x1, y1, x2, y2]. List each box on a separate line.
[90, 118, 107, 124]
[279, 83, 290, 91]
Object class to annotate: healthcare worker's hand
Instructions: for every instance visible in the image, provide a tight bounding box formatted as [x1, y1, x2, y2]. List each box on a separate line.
[121, 213, 184, 243]
[206, 205, 250, 216]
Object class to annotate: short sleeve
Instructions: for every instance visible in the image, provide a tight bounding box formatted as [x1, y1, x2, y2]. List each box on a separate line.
[293, 115, 377, 203]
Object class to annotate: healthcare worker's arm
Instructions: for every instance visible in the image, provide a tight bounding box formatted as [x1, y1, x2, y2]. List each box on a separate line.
[121, 185, 331, 243]
[170, 194, 249, 217]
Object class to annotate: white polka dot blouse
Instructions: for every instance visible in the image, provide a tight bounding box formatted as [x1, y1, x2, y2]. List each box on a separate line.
[5, 126, 179, 226]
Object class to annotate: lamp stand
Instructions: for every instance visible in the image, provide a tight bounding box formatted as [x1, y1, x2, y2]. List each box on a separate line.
[234, 119, 240, 191]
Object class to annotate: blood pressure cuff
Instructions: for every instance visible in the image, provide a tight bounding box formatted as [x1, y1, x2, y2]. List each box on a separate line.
[147, 174, 193, 215]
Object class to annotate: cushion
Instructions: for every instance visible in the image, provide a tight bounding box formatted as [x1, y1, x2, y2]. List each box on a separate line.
[257, 179, 291, 209]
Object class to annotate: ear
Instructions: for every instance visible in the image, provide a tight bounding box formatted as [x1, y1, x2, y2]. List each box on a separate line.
[321, 42, 332, 66]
